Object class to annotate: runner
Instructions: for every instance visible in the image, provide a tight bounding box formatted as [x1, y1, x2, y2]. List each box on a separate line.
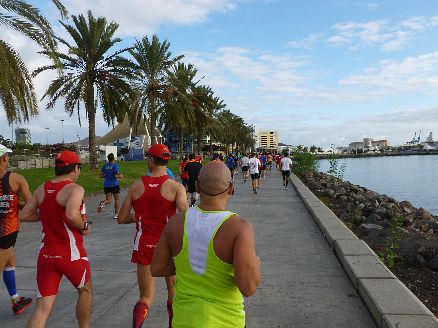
[179, 156, 189, 196]
[280, 153, 293, 190]
[117, 144, 188, 328]
[97, 153, 123, 219]
[240, 153, 250, 183]
[184, 154, 203, 207]
[195, 153, 203, 163]
[248, 153, 261, 194]
[226, 155, 235, 177]
[0, 144, 33, 315]
[259, 153, 267, 179]
[151, 161, 260, 328]
[19, 150, 92, 327]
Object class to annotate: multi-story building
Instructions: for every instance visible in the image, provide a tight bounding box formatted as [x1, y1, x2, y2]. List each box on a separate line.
[15, 128, 31, 145]
[348, 138, 389, 151]
[258, 131, 278, 151]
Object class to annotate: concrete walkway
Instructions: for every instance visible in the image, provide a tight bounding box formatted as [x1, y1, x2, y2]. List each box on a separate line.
[0, 169, 376, 327]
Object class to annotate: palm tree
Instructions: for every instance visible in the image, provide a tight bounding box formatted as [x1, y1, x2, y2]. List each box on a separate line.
[0, 0, 67, 124]
[129, 35, 183, 145]
[34, 10, 134, 169]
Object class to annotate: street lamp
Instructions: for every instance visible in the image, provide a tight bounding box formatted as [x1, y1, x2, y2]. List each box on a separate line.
[60, 119, 65, 144]
[45, 128, 49, 146]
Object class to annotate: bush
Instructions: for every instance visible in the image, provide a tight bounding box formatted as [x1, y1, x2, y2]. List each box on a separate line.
[292, 152, 318, 178]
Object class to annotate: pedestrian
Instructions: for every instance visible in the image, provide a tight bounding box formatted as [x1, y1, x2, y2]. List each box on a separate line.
[179, 156, 189, 194]
[97, 153, 123, 219]
[151, 161, 260, 328]
[226, 154, 235, 177]
[248, 153, 261, 194]
[0, 144, 33, 315]
[280, 153, 293, 190]
[19, 150, 92, 328]
[184, 153, 203, 207]
[117, 144, 188, 328]
[240, 153, 250, 183]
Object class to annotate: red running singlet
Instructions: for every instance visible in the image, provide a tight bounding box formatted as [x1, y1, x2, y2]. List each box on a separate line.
[38, 181, 87, 260]
[131, 175, 176, 265]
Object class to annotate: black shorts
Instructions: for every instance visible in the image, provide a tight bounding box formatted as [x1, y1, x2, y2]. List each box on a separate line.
[242, 166, 249, 172]
[250, 173, 259, 180]
[282, 170, 291, 178]
[0, 231, 18, 249]
[262, 165, 267, 170]
[188, 179, 197, 193]
[181, 178, 189, 187]
[104, 185, 120, 194]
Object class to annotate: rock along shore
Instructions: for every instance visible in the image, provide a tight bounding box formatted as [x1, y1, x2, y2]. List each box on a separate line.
[302, 171, 438, 272]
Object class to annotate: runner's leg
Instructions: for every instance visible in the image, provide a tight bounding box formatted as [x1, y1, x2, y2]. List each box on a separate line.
[0, 246, 13, 272]
[165, 276, 176, 328]
[114, 193, 121, 216]
[133, 264, 155, 328]
[25, 295, 57, 328]
[76, 281, 93, 328]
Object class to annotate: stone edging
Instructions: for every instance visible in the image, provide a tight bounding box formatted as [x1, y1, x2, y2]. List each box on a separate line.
[289, 173, 438, 328]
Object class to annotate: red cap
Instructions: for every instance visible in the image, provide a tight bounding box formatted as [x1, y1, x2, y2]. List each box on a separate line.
[55, 150, 81, 167]
[147, 144, 171, 160]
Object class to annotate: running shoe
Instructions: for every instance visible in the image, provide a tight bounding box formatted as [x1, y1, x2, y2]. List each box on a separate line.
[12, 297, 32, 315]
[113, 214, 118, 220]
[253, 188, 257, 194]
[97, 200, 105, 213]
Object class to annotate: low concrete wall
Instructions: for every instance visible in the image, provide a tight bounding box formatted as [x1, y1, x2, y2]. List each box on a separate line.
[290, 173, 438, 328]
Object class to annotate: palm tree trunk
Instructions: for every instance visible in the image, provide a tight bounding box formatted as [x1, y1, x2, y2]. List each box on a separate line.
[88, 110, 97, 169]
[149, 98, 157, 145]
[179, 130, 184, 158]
[86, 84, 98, 169]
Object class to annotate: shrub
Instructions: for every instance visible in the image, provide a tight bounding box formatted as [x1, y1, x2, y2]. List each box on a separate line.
[292, 152, 318, 178]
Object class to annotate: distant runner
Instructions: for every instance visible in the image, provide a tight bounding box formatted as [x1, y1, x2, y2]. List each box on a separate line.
[248, 153, 261, 194]
[185, 154, 203, 207]
[280, 154, 293, 190]
[240, 154, 250, 183]
[97, 153, 123, 219]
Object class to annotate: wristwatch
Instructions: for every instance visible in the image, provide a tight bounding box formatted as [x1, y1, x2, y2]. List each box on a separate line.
[81, 222, 89, 230]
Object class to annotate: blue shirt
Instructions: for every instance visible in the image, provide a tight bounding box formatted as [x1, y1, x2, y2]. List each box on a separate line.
[226, 157, 235, 169]
[260, 155, 267, 165]
[101, 162, 120, 187]
[146, 167, 175, 180]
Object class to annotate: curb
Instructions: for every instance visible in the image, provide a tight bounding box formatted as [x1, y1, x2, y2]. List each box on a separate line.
[289, 173, 438, 328]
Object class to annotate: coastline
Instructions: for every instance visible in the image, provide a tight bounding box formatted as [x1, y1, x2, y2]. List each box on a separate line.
[315, 150, 438, 160]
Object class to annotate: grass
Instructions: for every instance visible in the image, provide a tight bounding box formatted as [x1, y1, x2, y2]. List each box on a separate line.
[15, 159, 182, 195]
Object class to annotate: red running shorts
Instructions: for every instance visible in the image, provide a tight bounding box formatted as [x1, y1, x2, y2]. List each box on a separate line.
[36, 254, 91, 297]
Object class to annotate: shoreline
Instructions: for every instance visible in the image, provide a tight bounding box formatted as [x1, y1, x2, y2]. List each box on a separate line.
[315, 150, 438, 160]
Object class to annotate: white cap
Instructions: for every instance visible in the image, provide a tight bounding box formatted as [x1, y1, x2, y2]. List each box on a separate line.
[0, 144, 13, 157]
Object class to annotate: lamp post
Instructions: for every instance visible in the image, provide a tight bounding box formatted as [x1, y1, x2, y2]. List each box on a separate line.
[60, 119, 65, 144]
[45, 128, 49, 146]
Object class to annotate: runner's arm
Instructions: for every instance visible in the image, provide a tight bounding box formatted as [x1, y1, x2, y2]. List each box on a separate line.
[19, 185, 43, 222]
[65, 185, 88, 231]
[151, 226, 176, 277]
[233, 218, 260, 297]
[175, 183, 189, 212]
[117, 186, 136, 224]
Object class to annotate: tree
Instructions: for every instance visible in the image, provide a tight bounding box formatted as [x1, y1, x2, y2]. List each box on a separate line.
[129, 35, 183, 145]
[0, 0, 67, 124]
[34, 10, 134, 169]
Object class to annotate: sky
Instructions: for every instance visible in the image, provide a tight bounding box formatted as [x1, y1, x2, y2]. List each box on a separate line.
[1, 0, 438, 148]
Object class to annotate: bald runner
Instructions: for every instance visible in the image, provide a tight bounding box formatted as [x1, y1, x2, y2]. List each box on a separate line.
[152, 161, 260, 328]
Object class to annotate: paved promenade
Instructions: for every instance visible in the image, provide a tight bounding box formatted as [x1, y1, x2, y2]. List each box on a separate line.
[0, 169, 376, 327]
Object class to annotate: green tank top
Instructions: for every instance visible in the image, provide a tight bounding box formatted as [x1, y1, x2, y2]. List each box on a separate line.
[172, 206, 245, 328]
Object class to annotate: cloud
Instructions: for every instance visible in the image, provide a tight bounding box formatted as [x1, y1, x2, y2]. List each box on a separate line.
[286, 33, 324, 49]
[340, 51, 438, 94]
[67, 0, 238, 36]
[327, 15, 438, 52]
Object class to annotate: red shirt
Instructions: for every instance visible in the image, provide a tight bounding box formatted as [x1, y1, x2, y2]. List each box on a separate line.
[38, 181, 87, 260]
[180, 161, 189, 180]
[132, 176, 177, 250]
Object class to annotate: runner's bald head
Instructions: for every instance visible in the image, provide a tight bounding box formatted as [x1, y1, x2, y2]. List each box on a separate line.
[198, 161, 232, 197]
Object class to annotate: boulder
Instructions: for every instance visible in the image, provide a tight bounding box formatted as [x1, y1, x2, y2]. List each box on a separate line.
[416, 207, 433, 221]
[428, 256, 438, 271]
[366, 214, 381, 224]
[416, 254, 427, 267]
